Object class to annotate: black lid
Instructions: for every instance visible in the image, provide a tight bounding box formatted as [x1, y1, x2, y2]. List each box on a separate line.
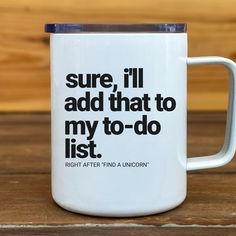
[45, 24, 187, 33]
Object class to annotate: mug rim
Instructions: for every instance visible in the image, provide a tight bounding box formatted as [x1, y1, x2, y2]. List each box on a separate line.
[45, 24, 187, 34]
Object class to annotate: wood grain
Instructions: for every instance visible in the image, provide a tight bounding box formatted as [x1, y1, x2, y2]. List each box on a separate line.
[1, 227, 236, 236]
[0, 112, 236, 235]
[0, 0, 236, 111]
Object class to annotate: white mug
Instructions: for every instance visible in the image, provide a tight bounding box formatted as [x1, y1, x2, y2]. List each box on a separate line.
[45, 24, 236, 217]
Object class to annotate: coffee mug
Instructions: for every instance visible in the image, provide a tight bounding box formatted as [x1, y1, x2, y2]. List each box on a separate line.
[45, 24, 236, 217]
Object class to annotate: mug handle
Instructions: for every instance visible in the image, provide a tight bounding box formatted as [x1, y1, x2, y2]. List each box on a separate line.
[187, 56, 236, 170]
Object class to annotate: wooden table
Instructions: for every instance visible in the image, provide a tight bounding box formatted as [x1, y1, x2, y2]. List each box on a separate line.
[0, 113, 235, 235]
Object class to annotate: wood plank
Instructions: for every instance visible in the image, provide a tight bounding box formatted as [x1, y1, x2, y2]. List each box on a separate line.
[0, 113, 50, 174]
[0, 173, 236, 225]
[0, 0, 236, 111]
[0, 113, 236, 174]
[1, 227, 236, 236]
[0, 113, 236, 234]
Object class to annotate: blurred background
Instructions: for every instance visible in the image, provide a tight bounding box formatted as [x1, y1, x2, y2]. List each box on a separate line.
[0, 0, 235, 112]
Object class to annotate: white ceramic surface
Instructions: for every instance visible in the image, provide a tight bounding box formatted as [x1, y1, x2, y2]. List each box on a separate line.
[49, 32, 236, 217]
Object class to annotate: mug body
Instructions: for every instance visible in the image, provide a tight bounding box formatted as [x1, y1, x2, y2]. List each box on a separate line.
[48, 24, 187, 217]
